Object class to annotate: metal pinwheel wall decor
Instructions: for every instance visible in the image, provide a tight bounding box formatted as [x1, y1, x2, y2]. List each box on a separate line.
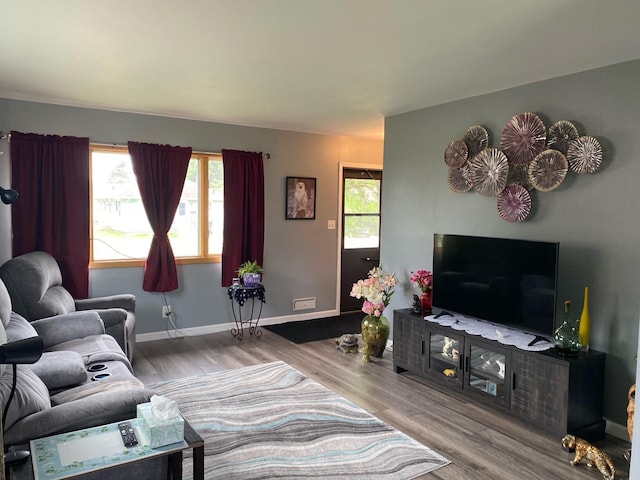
[444, 113, 603, 222]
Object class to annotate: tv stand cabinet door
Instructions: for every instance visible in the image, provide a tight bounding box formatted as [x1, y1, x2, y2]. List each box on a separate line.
[393, 310, 427, 374]
[511, 351, 569, 435]
[424, 324, 464, 390]
[464, 338, 511, 408]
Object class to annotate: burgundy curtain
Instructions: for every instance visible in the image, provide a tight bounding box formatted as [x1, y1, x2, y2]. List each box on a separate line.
[221, 149, 265, 286]
[128, 141, 191, 292]
[10, 131, 90, 298]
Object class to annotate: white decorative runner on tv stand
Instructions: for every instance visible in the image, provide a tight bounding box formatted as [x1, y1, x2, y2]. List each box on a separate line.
[425, 313, 554, 352]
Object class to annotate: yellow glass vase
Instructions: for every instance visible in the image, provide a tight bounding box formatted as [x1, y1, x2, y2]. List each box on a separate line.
[578, 286, 590, 351]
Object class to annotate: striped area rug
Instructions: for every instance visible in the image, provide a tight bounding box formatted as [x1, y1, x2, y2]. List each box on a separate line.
[151, 361, 449, 479]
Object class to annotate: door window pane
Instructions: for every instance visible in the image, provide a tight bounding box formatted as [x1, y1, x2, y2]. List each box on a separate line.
[344, 178, 380, 214]
[344, 216, 380, 249]
[429, 334, 460, 379]
[468, 345, 506, 399]
[343, 176, 381, 250]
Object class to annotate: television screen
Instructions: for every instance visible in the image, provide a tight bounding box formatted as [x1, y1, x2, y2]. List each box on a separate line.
[432, 233, 559, 338]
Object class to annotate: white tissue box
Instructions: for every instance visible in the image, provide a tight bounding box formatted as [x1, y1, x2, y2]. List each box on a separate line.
[136, 402, 184, 448]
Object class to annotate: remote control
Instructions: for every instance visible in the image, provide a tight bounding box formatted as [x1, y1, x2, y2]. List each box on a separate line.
[118, 422, 138, 448]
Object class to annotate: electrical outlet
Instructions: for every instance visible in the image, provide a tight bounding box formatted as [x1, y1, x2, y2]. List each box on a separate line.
[162, 306, 171, 318]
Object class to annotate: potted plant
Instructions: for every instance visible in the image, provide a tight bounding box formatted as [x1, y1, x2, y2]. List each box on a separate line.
[237, 260, 263, 286]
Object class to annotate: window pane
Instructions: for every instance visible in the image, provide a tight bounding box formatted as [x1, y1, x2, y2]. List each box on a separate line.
[344, 178, 380, 214]
[91, 148, 224, 263]
[344, 215, 380, 249]
[92, 151, 202, 261]
[170, 159, 200, 257]
[208, 159, 224, 255]
[92, 151, 153, 260]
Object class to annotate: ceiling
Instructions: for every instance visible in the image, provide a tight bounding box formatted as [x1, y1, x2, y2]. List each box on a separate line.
[1, 1, 640, 140]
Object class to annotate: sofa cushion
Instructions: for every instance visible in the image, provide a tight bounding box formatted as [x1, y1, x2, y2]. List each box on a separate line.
[0, 251, 76, 320]
[0, 366, 51, 430]
[29, 351, 87, 390]
[50, 376, 145, 405]
[5, 388, 155, 447]
[5, 312, 38, 342]
[47, 334, 132, 371]
[30, 311, 104, 349]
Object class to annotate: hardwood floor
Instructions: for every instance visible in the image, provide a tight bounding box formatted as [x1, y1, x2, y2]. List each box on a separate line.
[133, 328, 630, 479]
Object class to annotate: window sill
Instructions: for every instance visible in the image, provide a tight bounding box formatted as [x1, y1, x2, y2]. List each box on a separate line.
[90, 255, 221, 269]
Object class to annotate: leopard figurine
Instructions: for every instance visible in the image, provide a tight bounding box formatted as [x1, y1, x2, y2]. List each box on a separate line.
[561, 434, 616, 480]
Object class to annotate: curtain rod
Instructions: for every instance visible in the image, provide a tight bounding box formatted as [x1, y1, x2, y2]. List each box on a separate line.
[0, 135, 271, 159]
[91, 142, 270, 159]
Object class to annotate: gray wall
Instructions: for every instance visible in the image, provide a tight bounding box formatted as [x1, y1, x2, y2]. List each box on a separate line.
[381, 59, 640, 426]
[0, 99, 383, 335]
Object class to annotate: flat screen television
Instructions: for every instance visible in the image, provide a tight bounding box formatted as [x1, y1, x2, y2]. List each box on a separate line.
[432, 233, 559, 339]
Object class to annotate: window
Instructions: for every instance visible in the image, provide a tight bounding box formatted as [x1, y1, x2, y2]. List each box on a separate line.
[342, 169, 382, 249]
[90, 145, 223, 267]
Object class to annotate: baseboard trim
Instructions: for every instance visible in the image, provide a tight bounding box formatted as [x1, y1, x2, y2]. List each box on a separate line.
[135, 309, 340, 343]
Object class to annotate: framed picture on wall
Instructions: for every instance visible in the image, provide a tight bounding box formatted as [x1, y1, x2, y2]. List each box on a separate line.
[285, 176, 316, 220]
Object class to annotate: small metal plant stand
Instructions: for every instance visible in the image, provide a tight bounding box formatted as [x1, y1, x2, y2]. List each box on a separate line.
[227, 284, 266, 340]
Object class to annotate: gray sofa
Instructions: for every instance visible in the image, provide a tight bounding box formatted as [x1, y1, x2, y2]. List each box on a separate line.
[0, 278, 153, 448]
[0, 251, 136, 360]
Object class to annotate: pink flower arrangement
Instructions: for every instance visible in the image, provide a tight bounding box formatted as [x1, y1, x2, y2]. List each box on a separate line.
[350, 266, 399, 317]
[410, 269, 433, 293]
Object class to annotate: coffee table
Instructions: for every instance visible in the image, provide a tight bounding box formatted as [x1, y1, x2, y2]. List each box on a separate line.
[7, 418, 203, 480]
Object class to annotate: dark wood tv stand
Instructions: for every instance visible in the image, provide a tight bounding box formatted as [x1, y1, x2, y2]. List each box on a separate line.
[393, 309, 606, 441]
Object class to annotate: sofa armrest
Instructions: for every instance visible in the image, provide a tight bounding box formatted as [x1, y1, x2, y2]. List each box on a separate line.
[31, 311, 105, 348]
[75, 294, 136, 312]
[68, 308, 129, 358]
[4, 388, 155, 446]
[89, 308, 128, 331]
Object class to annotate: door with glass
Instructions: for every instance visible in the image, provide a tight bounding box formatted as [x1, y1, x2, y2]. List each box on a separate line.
[464, 339, 511, 407]
[340, 168, 382, 313]
[425, 326, 464, 389]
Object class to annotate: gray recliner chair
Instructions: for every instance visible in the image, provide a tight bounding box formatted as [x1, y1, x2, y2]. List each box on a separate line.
[0, 251, 136, 361]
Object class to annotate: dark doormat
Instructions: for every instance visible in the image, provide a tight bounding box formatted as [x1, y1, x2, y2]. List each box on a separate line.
[264, 312, 363, 344]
